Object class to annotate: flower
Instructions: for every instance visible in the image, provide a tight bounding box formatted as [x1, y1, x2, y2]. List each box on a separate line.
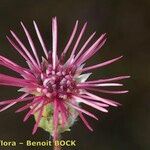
[0, 17, 129, 140]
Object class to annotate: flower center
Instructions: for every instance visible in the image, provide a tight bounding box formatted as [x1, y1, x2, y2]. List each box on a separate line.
[36, 65, 78, 101]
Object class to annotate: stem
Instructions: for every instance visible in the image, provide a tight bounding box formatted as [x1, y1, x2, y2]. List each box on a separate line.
[53, 136, 61, 150]
[54, 145, 61, 150]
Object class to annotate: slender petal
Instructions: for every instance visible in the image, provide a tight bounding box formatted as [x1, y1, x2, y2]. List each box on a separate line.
[33, 21, 48, 58]
[0, 94, 28, 112]
[79, 112, 93, 131]
[78, 38, 107, 65]
[80, 95, 109, 107]
[53, 99, 59, 141]
[78, 83, 123, 88]
[23, 103, 39, 122]
[82, 56, 123, 72]
[73, 96, 108, 112]
[74, 32, 96, 61]
[0, 73, 33, 87]
[70, 22, 87, 58]
[67, 102, 98, 120]
[63, 20, 78, 54]
[21, 22, 41, 67]
[84, 91, 120, 107]
[10, 30, 39, 70]
[59, 102, 67, 127]
[0, 55, 35, 80]
[15, 97, 42, 113]
[6, 36, 37, 70]
[84, 87, 129, 94]
[0, 102, 16, 112]
[32, 101, 44, 134]
[0, 95, 33, 106]
[0, 55, 27, 74]
[85, 76, 130, 84]
[76, 34, 106, 65]
[52, 17, 58, 70]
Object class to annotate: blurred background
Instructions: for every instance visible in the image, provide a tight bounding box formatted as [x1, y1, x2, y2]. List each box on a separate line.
[0, 0, 150, 150]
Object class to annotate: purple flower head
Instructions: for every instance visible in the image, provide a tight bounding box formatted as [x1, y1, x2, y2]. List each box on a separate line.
[0, 17, 129, 140]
